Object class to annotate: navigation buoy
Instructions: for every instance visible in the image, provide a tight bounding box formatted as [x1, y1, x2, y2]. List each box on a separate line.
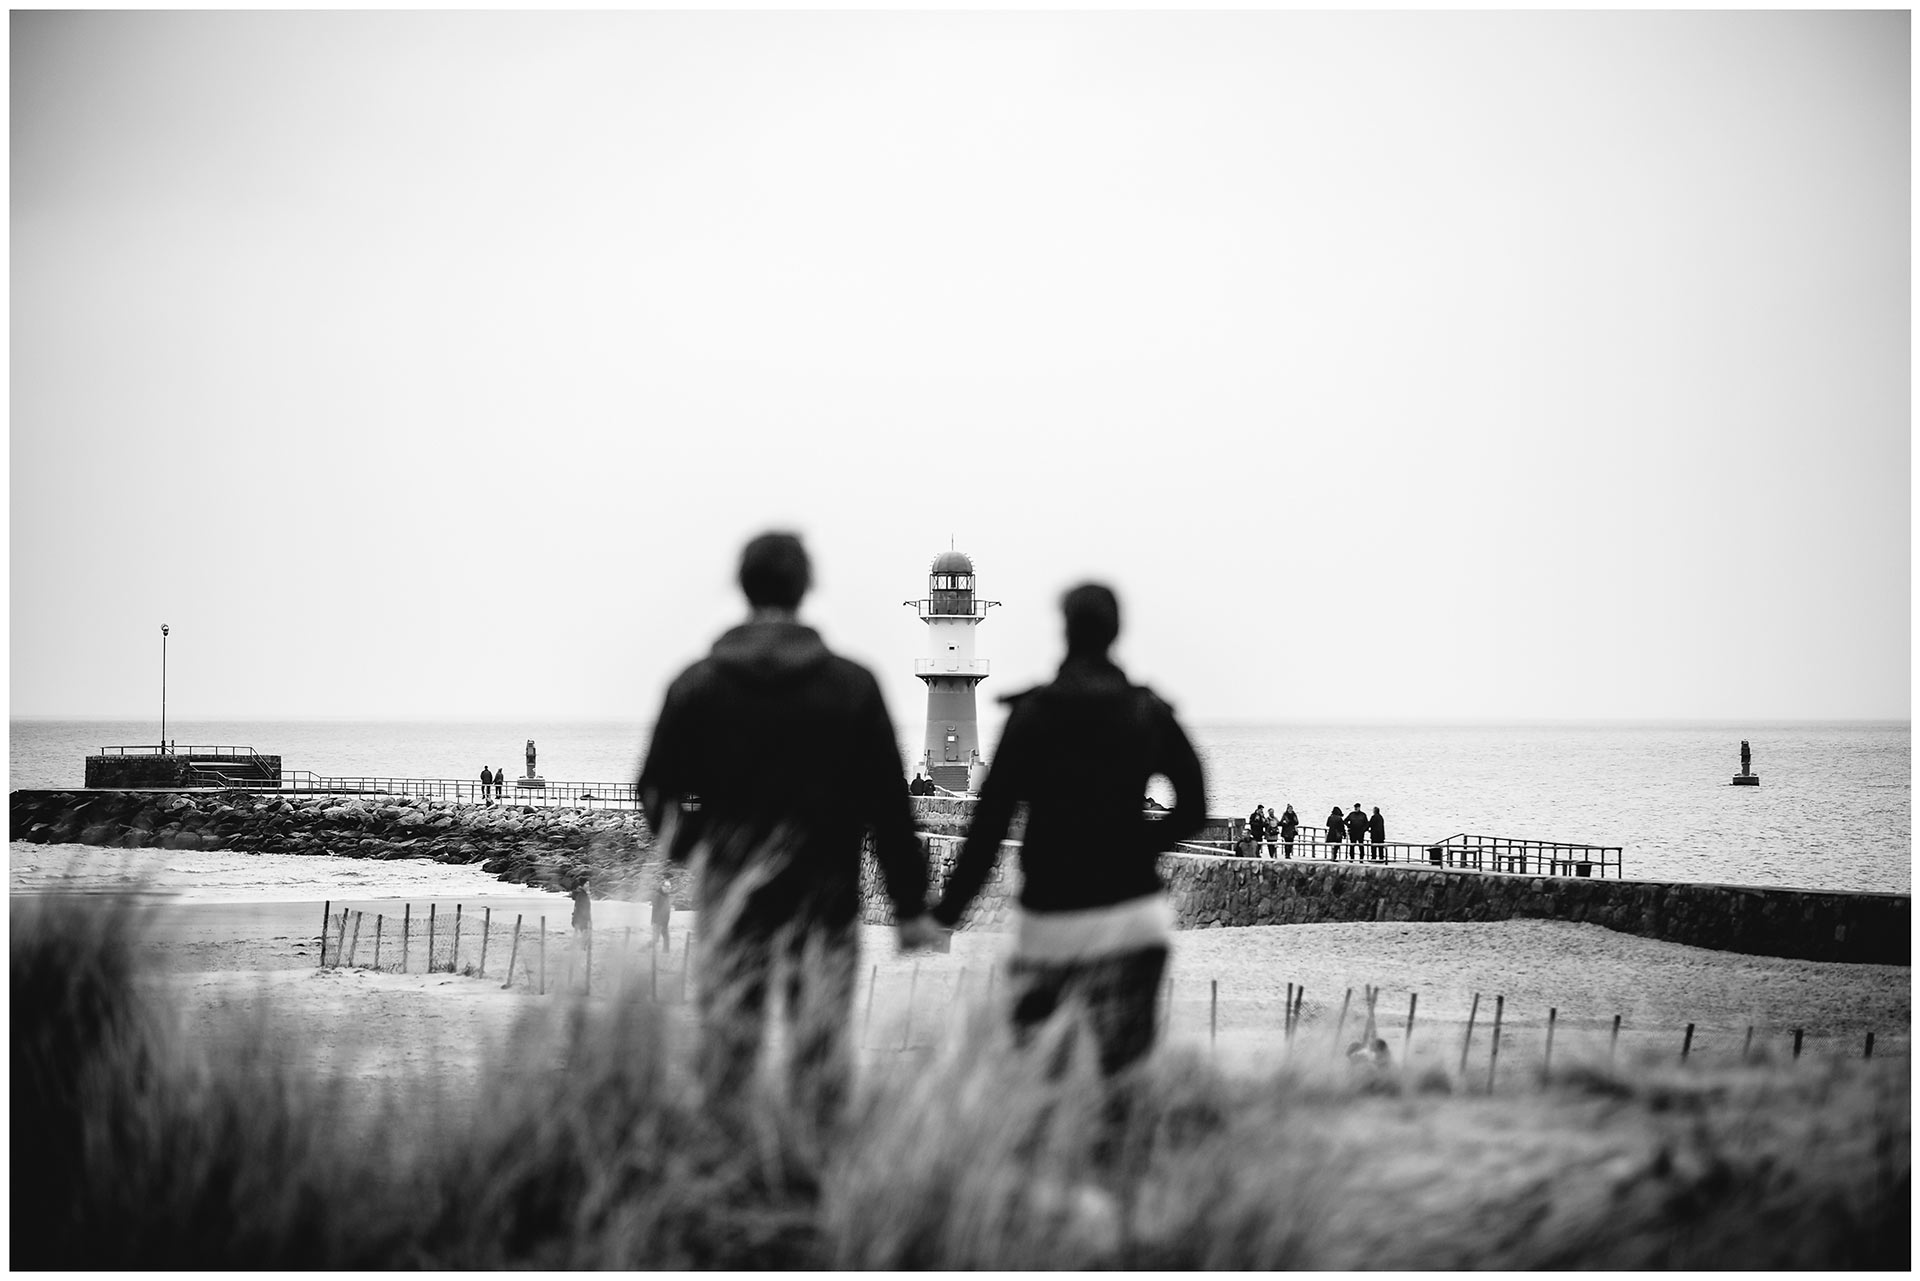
[1732, 738, 1759, 786]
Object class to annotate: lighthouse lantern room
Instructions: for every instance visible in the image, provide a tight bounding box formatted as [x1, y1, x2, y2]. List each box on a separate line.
[904, 548, 1000, 794]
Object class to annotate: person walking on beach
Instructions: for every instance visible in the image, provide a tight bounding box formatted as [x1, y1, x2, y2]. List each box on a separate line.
[1345, 804, 1368, 860]
[1278, 804, 1298, 858]
[923, 583, 1207, 1078]
[480, 765, 493, 802]
[1368, 806, 1386, 861]
[1325, 806, 1346, 859]
[636, 531, 933, 1124]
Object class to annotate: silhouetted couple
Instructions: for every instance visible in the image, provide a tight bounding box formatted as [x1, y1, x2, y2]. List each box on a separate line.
[637, 533, 1206, 1128]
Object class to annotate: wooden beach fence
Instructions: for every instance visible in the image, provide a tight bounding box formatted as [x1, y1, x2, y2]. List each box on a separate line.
[1681, 1022, 1695, 1061]
[479, 907, 491, 979]
[319, 900, 330, 967]
[1544, 1007, 1557, 1080]
[452, 904, 463, 975]
[402, 904, 411, 973]
[1403, 992, 1418, 1062]
[1459, 993, 1480, 1076]
[346, 912, 363, 968]
[1331, 987, 1352, 1060]
[334, 910, 349, 969]
[428, 905, 438, 974]
[374, 914, 383, 972]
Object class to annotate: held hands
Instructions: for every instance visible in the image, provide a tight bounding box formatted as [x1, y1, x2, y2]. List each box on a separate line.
[895, 912, 950, 954]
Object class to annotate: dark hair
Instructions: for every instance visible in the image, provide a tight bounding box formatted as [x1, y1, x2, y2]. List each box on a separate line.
[738, 532, 811, 609]
[1061, 582, 1120, 655]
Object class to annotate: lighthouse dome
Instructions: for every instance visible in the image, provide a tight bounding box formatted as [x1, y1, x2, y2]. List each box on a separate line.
[930, 550, 974, 575]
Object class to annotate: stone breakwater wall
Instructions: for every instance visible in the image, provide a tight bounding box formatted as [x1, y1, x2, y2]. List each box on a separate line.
[9, 789, 672, 903]
[861, 797, 1909, 965]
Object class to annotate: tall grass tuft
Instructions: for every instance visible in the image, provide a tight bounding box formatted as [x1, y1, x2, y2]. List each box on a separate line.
[10, 890, 1909, 1269]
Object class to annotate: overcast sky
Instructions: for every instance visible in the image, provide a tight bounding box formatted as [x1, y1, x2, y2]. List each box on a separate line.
[11, 10, 1910, 733]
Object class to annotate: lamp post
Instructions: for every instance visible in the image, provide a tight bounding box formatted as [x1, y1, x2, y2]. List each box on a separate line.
[161, 623, 169, 753]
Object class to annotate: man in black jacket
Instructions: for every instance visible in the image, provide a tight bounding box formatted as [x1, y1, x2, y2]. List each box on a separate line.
[637, 532, 932, 1121]
[928, 583, 1206, 1076]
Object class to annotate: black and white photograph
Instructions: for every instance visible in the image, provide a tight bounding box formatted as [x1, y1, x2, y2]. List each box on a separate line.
[11, 8, 1909, 1269]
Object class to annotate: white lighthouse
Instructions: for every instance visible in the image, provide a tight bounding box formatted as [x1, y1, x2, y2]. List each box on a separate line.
[904, 548, 1000, 794]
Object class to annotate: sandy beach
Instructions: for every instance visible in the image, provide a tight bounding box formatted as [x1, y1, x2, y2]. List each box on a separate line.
[15, 841, 1905, 1090]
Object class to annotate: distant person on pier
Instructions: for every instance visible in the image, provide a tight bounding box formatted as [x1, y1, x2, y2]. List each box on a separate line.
[480, 765, 494, 802]
[1248, 805, 1266, 849]
[1345, 804, 1368, 859]
[1368, 806, 1386, 860]
[922, 582, 1208, 1078]
[1324, 806, 1345, 858]
[651, 875, 674, 951]
[1234, 826, 1259, 859]
[636, 531, 933, 1125]
[1261, 804, 1280, 859]
[1278, 804, 1298, 858]
[496, 767, 507, 800]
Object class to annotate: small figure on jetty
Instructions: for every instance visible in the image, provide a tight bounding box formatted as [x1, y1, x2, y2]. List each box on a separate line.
[651, 876, 674, 951]
[1248, 804, 1267, 853]
[1325, 806, 1346, 858]
[636, 531, 932, 1124]
[1260, 804, 1279, 859]
[1345, 804, 1368, 860]
[1234, 826, 1259, 859]
[495, 766, 507, 797]
[480, 765, 493, 802]
[1279, 804, 1298, 858]
[1368, 806, 1386, 860]
[909, 772, 933, 796]
[570, 876, 593, 931]
[1347, 985, 1392, 1070]
[923, 581, 1208, 1077]
[525, 739, 537, 778]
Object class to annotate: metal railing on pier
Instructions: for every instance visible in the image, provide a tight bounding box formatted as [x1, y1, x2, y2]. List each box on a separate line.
[1179, 829, 1623, 879]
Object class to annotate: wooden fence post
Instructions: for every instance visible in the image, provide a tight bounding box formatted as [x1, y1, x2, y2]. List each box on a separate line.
[347, 911, 364, 968]
[539, 917, 546, 996]
[1460, 993, 1480, 1076]
[1544, 1007, 1557, 1080]
[1681, 1022, 1695, 1062]
[1865, 1032, 1875, 1059]
[319, 900, 331, 968]
[502, 914, 523, 990]
[428, 904, 438, 975]
[1404, 992, 1418, 1063]
[479, 907, 491, 979]
[402, 903, 411, 974]
[334, 910, 349, 969]
[1610, 1014, 1621, 1064]
[452, 904, 463, 975]
[374, 914, 383, 972]
[1487, 995, 1503, 1090]
[1331, 988, 1352, 1060]
[1792, 1028, 1803, 1059]
[1210, 978, 1218, 1051]
[1284, 983, 1294, 1043]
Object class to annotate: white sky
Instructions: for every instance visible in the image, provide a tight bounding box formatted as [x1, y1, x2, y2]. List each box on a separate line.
[10, 9, 1911, 732]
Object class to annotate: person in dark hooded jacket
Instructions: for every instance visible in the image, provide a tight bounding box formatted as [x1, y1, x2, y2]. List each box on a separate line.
[1345, 804, 1368, 859]
[637, 531, 932, 1123]
[929, 583, 1206, 1077]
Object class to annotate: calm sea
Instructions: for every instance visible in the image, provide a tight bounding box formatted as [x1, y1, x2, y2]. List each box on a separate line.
[9, 718, 1910, 896]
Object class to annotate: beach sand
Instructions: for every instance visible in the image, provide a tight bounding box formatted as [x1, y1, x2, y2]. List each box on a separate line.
[12, 841, 1908, 1090]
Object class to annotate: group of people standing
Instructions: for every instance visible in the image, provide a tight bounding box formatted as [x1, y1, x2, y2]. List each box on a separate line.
[1239, 802, 1388, 861]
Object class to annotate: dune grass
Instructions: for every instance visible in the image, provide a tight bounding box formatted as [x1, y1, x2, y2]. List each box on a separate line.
[11, 891, 1909, 1269]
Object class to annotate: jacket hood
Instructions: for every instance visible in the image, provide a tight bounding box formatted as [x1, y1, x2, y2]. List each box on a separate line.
[708, 619, 833, 686]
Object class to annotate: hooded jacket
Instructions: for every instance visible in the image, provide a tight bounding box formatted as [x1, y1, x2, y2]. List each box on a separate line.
[931, 653, 1206, 926]
[636, 619, 927, 935]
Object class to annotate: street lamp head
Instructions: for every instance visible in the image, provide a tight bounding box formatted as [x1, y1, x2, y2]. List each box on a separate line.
[162, 623, 169, 636]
